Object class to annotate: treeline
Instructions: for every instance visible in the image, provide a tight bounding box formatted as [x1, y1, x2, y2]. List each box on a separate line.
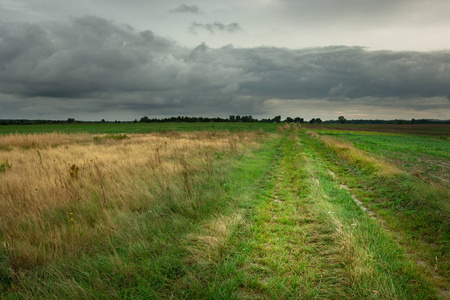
[1, 116, 449, 125]
[138, 115, 301, 123]
[324, 118, 450, 125]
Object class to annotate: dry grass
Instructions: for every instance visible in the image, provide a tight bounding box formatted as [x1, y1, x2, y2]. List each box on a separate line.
[0, 132, 92, 149]
[308, 131, 401, 176]
[0, 131, 260, 269]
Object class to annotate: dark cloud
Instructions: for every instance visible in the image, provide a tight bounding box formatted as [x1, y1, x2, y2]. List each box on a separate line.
[170, 4, 201, 14]
[189, 22, 242, 34]
[0, 17, 449, 119]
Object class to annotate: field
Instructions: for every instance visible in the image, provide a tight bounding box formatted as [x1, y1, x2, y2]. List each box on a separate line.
[0, 123, 449, 299]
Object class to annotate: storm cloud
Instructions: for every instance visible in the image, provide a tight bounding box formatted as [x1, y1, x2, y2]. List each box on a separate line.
[0, 17, 449, 119]
[189, 22, 242, 34]
[170, 4, 201, 14]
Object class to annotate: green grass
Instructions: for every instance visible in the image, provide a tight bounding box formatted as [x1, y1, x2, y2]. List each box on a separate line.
[320, 130, 449, 159]
[304, 129, 450, 296]
[170, 128, 437, 299]
[0, 122, 279, 135]
[304, 123, 450, 138]
[312, 128, 450, 191]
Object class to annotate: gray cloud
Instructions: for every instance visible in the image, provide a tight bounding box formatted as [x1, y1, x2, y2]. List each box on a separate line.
[189, 22, 242, 34]
[0, 17, 449, 120]
[170, 4, 201, 14]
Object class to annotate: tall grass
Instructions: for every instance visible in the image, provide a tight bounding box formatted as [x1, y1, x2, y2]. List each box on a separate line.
[0, 130, 262, 297]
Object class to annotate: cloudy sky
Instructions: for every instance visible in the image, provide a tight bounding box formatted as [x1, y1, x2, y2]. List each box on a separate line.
[1, 0, 449, 121]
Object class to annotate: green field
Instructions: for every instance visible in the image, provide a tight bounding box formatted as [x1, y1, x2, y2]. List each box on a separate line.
[313, 129, 450, 184]
[0, 122, 280, 135]
[0, 123, 448, 299]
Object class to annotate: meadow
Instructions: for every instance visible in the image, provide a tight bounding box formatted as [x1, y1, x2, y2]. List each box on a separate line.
[0, 123, 448, 299]
[0, 122, 280, 135]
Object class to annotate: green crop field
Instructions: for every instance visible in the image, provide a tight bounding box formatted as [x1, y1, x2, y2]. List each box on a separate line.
[0, 123, 448, 299]
[0, 122, 280, 135]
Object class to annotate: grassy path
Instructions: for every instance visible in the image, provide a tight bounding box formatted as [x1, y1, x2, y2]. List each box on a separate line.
[225, 128, 437, 299]
[236, 129, 348, 298]
[303, 129, 449, 297]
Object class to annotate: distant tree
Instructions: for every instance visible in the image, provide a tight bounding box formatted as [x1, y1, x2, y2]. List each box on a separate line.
[272, 115, 281, 123]
[411, 118, 415, 125]
[285, 117, 294, 123]
[140, 116, 150, 123]
[294, 117, 304, 123]
[67, 118, 75, 124]
[101, 119, 106, 123]
[235, 115, 241, 122]
[229, 115, 236, 122]
[338, 116, 347, 124]
[241, 115, 254, 122]
[309, 118, 322, 124]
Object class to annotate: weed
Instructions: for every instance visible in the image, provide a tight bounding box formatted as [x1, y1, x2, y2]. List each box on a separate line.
[69, 164, 79, 179]
[36, 150, 42, 165]
[204, 152, 213, 180]
[0, 158, 12, 173]
[105, 134, 128, 140]
[179, 156, 191, 195]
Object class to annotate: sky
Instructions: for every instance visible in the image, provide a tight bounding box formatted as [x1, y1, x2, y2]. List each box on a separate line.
[0, 0, 449, 121]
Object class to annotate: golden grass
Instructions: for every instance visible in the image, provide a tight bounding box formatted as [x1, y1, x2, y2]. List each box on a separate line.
[307, 131, 402, 176]
[0, 131, 260, 268]
[0, 132, 92, 149]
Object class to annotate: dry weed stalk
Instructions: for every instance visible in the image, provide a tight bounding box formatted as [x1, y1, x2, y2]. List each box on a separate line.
[0, 131, 260, 268]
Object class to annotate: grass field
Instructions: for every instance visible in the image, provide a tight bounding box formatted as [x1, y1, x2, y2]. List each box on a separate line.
[0, 122, 280, 135]
[310, 130, 450, 185]
[0, 123, 448, 299]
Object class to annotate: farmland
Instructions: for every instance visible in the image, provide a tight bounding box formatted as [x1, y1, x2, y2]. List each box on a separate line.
[0, 123, 449, 299]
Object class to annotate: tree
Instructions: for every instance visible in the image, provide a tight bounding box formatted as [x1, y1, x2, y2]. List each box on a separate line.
[140, 116, 150, 123]
[294, 117, 304, 123]
[338, 116, 347, 124]
[241, 115, 254, 122]
[67, 118, 75, 124]
[272, 115, 281, 123]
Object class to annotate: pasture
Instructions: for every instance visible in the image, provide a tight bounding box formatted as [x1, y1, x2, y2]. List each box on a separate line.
[0, 123, 448, 299]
